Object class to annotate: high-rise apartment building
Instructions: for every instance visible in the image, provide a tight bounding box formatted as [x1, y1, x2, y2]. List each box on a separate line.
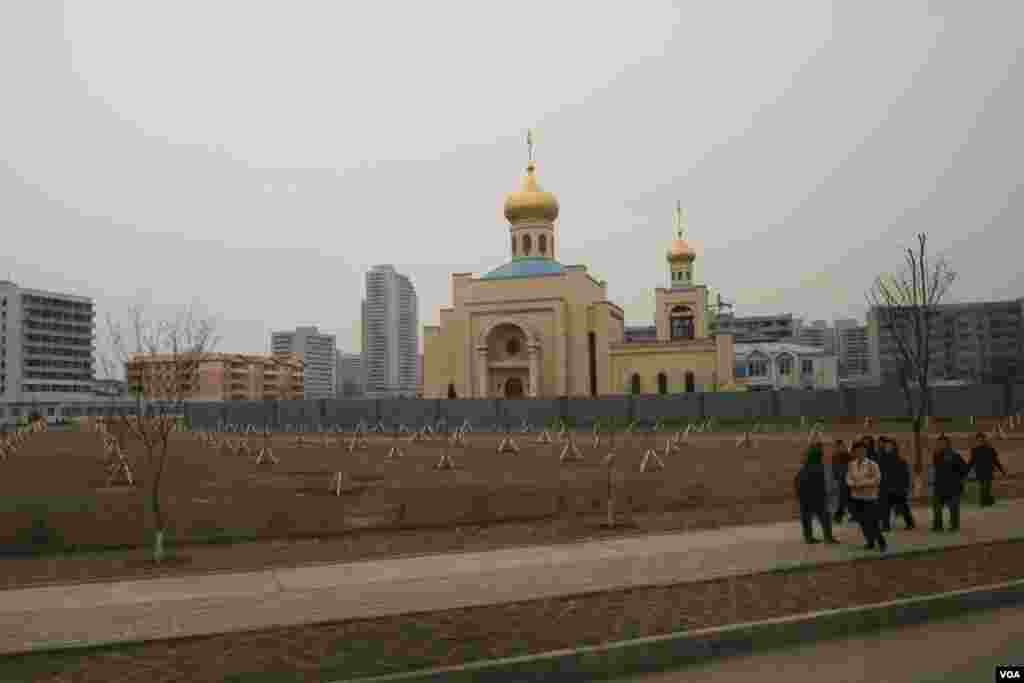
[363, 265, 418, 398]
[336, 351, 364, 397]
[0, 280, 95, 404]
[834, 318, 873, 383]
[270, 326, 336, 400]
[868, 299, 1024, 385]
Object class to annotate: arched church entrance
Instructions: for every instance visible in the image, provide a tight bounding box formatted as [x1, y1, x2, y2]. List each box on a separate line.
[505, 377, 524, 398]
[478, 321, 540, 398]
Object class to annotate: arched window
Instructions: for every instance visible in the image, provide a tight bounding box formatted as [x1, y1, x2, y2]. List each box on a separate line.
[777, 354, 794, 376]
[523, 234, 532, 255]
[670, 305, 695, 340]
[511, 235, 517, 255]
[685, 371, 695, 393]
[657, 371, 668, 395]
[447, 383, 457, 399]
[539, 234, 547, 254]
[630, 373, 641, 395]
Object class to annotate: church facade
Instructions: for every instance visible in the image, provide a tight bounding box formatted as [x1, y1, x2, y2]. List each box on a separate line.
[423, 152, 734, 399]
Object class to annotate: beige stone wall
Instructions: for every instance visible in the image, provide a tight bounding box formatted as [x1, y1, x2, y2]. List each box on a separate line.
[610, 342, 721, 394]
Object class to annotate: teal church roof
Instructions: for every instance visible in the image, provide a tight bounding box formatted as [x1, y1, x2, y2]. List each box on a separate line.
[479, 257, 566, 280]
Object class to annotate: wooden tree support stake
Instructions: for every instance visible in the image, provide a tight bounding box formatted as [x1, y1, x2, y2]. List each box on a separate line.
[737, 431, 756, 448]
[255, 447, 278, 465]
[386, 444, 405, 459]
[559, 437, 583, 462]
[434, 449, 456, 470]
[497, 436, 520, 454]
[536, 430, 553, 444]
[331, 471, 346, 496]
[639, 448, 665, 472]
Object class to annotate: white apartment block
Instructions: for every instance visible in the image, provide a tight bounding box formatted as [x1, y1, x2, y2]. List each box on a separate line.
[271, 325, 336, 400]
[0, 280, 95, 404]
[362, 265, 418, 398]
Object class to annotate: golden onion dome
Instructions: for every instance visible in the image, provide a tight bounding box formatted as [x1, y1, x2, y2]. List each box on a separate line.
[667, 238, 696, 261]
[504, 162, 559, 224]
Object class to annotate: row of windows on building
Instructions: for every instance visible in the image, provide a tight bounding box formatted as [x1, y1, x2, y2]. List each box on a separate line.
[734, 357, 815, 379]
[628, 372, 697, 395]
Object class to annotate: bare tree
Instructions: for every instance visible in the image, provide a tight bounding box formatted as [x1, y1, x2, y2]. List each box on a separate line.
[101, 305, 219, 562]
[866, 233, 956, 488]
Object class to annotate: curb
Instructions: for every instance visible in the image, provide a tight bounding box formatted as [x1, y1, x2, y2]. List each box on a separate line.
[339, 577, 1024, 683]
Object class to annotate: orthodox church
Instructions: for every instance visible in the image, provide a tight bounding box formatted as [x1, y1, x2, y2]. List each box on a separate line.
[422, 144, 735, 399]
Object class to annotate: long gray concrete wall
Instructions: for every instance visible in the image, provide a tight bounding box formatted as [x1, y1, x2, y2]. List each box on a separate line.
[181, 384, 1019, 430]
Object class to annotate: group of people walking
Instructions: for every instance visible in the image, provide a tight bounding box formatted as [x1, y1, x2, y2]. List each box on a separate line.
[795, 431, 1007, 554]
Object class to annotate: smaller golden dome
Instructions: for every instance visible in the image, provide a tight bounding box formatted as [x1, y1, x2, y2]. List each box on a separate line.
[504, 162, 559, 224]
[667, 238, 696, 261]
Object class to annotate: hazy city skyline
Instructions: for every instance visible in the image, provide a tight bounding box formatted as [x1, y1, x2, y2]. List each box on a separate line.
[1, 2, 1020, 359]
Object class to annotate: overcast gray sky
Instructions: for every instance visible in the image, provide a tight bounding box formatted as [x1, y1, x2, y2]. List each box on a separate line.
[1, 1, 1020, 358]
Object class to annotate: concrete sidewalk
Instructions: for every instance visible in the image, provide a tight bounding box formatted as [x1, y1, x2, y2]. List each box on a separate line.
[1, 499, 1022, 656]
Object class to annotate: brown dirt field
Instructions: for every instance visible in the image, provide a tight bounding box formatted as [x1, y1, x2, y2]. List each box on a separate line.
[4, 539, 1023, 683]
[1, 429, 1022, 588]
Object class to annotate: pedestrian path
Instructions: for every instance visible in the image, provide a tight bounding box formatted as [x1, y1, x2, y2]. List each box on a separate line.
[1, 499, 1022, 656]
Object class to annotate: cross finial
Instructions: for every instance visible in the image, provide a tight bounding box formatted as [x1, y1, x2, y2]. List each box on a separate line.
[674, 201, 686, 239]
[526, 129, 534, 163]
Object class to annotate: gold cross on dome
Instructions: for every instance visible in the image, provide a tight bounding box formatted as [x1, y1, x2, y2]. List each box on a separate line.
[526, 129, 534, 163]
[674, 201, 687, 239]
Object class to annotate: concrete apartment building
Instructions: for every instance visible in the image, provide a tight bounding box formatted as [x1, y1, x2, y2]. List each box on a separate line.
[796, 319, 836, 355]
[868, 299, 1024, 385]
[710, 313, 798, 342]
[363, 265, 418, 398]
[0, 280, 95, 412]
[336, 351, 364, 397]
[271, 326, 336, 400]
[834, 318, 873, 384]
[126, 352, 304, 402]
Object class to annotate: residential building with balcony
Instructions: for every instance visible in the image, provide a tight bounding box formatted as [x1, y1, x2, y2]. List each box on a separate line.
[834, 317, 874, 385]
[868, 299, 1024, 386]
[796, 319, 836, 355]
[125, 352, 304, 402]
[0, 280, 95, 404]
[336, 351, 365, 397]
[271, 326, 336, 399]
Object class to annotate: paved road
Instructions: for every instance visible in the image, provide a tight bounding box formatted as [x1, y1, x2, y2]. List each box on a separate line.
[625, 604, 1024, 683]
[1, 499, 1022, 655]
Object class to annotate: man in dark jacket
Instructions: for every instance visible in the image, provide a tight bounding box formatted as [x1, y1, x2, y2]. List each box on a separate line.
[932, 435, 968, 532]
[967, 432, 1007, 507]
[796, 442, 838, 544]
[879, 438, 915, 530]
[832, 439, 852, 524]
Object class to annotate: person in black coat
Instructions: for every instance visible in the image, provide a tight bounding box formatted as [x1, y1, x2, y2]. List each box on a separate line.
[832, 439, 853, 524]
[878, 438, 915, 530]
[966, 432, 1007, 507]
[796, 442, 838, 544]
[931, 435, 968, 532]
